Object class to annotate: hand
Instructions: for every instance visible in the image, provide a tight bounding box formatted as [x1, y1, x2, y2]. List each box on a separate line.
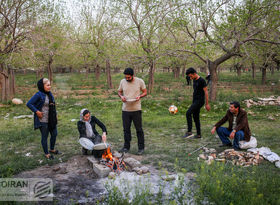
[121, 96, 126, 102]
[205, 104, 210, 111]
[136, 96, 141, 101]
[211, 127, 216, 135]
[102, 133, 107, 143]
[36, 111, 43, 119]
[229, 131, 235, 139]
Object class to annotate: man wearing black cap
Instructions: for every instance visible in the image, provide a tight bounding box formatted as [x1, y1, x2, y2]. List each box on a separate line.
[118, 68, 147, 155]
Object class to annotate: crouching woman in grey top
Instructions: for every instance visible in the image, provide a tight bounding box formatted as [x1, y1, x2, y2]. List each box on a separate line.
[26, 78, 60, 160]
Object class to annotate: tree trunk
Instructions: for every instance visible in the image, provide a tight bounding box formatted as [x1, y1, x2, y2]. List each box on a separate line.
[235, 63, 242, 77]
[0, 64, 10, 102]
[85, 65, 90, 79]
[173, 67, 180, 78]
[261, 65, 267, 85]
[208, 60, 218, 101]
[69, 66, 73, 73]
[181, 67, 186, 77]
[95, 64, 101, 80]
[9, 68, 15, 98]
[148, 60, 155, 94]
[106, 59, 113, 89]
[251, 62, 256, 79]
[48, 57, 53, 84]
[271, 65, 274, 75]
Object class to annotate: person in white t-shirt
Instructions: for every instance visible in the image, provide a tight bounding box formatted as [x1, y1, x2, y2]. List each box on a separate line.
[118, 68, 147, 155]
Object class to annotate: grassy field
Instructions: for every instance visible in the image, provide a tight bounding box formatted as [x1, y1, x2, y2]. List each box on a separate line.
[0, 70, 279, 204]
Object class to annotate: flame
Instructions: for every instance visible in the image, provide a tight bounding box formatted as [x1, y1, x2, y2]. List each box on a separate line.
[101, 147, 126, 172]
[102, 147, 113, 161]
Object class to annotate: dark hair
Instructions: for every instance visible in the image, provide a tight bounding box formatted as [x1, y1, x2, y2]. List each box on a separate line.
[186, 67, 197, 75]
[123, 67, 134, 76]
[83, 110, 90, 116]
[230, 101, 240, 109]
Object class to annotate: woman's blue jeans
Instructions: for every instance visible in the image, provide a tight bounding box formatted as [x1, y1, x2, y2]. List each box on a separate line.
[39, 122, 57, 154]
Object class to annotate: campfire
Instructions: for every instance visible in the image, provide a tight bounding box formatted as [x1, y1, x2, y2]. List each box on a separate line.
[100, 147, 127, 173]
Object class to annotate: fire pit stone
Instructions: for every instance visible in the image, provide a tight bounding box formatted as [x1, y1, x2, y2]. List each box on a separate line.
[123, 157, 142, 170]
[87, 156, 111, 178]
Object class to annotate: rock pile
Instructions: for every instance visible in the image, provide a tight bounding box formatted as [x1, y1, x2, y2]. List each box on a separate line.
[198, 147, 263, 167]
[244, 96, 280, 108]
[88, 153, 150, 178]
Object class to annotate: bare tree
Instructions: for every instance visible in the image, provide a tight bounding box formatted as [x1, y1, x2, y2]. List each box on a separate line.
[113, 0, 175, 93]
[0, 0, 42, 101]
[171, 0, 280, 101]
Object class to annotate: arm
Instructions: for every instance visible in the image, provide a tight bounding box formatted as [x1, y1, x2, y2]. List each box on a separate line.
[212, 111, 229, 133]
[136, 88, 147, 101]
[203, 87, 210, 111]
[93, 116, 107, 142]
[26, 93, 43, 118]
[92, 116, 107, 134]
[77, 121, 87, 138]
[118, 90, 126, 102]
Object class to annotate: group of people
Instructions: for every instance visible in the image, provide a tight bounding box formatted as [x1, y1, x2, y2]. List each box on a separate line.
[26, 67, 251, 160]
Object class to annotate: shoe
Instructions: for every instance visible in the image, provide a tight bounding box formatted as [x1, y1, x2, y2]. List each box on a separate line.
[137, 149, 144, 155]
[182, 132, 194, 138]
[219, 143, 232, 147]
[119, 147, 129, 153]
[234, 147, 242, 151]
[49, 150, 62, 155]
[192, 135, 201, 139]
[82, 148, 88, 155]
[45, 154, 54, 160]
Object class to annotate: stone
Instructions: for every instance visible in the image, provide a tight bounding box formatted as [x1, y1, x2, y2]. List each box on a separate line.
[112, 151, 123, 158]
[87, 156, 111, 178]
[108, 172, 116, 179]
[92, 163, 111, 178]
[123, 157, 141, 170]
[161, 174, 176, 181]
[53, 166, 61, 172]
[268, 116, 275, 121]
[133, 166, 149, 175]
[12, 98, 23, 105]
[275, 161, 280, 168]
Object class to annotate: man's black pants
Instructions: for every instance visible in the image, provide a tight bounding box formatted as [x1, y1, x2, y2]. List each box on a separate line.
[122, 111, 144, 150]
[186, 101, 204, 135]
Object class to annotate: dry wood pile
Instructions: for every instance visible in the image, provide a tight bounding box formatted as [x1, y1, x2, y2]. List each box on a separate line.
[244, 96, 280, 108]
[198, 147, 263, 167]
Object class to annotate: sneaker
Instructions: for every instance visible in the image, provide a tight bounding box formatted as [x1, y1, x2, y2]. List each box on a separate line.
[234, 147, 242, 151]
[119, 147, 129, 153]
[219, 143, 232, 147]
[137, 149, 144, 155]
[45, 154, 54, 160]
[182, 132, 194, 138]
[192, 135, 201, 139]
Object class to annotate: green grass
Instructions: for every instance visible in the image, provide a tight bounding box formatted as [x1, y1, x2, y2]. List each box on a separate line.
[0, 70, 280, 204]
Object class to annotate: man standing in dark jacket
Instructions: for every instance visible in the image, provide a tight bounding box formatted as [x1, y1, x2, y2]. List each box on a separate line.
[182, 67, 210, 139]
[211, 101, 251, 150]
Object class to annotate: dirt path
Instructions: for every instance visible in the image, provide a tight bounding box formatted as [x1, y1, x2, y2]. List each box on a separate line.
[15, 155, 105, 204]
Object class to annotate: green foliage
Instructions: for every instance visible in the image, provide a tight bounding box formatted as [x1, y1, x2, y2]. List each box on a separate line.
[0, 72, 279, 203]
[195, 161, 280, 205]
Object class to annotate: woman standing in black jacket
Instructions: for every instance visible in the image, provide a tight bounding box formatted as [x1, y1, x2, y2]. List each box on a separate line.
[77, 109, 107, 156]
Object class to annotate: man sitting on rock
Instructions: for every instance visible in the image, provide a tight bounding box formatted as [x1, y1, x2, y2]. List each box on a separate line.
[211, 101, 251, 151]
